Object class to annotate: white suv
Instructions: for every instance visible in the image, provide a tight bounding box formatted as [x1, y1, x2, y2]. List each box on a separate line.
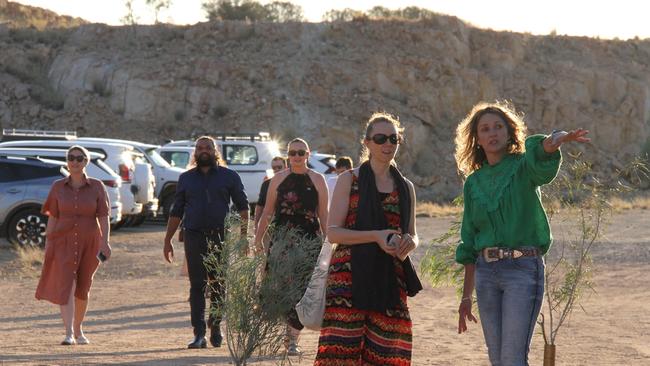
[0, 139, 149, 222]
[157, 133, 282, 205]
[0, 148, 123, 224]
[76, 137, 184, 219]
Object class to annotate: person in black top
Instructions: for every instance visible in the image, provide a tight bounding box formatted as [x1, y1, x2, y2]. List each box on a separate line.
[255, 138, 329, 356]
[163, 136, 249, 349]
[254, 156, 287, 232]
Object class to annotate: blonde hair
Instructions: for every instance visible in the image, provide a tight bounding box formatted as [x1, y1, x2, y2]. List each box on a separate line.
[189, 135, 226, 167]
[454, 101, 528, 177]
[359, 112, 404, 164]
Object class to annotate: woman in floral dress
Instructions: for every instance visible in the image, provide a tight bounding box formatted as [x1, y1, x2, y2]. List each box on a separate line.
[255, 138, 329, 355]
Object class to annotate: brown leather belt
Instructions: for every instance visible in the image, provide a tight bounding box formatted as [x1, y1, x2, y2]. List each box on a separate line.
[482, 247, 539, 263]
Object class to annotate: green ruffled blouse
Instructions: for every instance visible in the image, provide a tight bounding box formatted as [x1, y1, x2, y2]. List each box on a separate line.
[455, 134, 562, 265]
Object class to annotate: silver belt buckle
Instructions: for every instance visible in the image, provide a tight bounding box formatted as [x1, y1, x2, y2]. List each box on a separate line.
[483, 247, 501, 263]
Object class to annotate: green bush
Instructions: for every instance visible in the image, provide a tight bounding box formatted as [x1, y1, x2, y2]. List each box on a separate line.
[202, 0, 304, 22]
[204, 215, 321, 365]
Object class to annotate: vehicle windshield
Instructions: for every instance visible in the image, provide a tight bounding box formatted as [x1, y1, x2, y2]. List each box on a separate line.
[146, 148, 171, 168]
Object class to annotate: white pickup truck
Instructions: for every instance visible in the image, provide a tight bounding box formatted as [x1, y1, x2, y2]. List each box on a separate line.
[157, 133, 282, 209]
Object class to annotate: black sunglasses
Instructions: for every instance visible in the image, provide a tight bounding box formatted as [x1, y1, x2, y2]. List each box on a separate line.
[67, 155, 86, 162]
[271, 165, 284, 171]
[288, 149, 307, 157]
[369, 133, 400, 145]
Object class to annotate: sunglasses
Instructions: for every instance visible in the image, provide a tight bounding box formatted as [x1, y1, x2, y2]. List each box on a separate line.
[271, 165, 284, 171]
[67, 155, 86, 162]
[369, 133, 400, 145]
[288, 150, 307, 157]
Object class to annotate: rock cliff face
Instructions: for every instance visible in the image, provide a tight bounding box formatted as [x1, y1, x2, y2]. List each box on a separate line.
[0, 0, 87, 29]
[1, 15, 649, 200]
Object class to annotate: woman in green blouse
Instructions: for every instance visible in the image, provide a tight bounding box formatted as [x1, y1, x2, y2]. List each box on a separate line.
[454, 101, 589, 365]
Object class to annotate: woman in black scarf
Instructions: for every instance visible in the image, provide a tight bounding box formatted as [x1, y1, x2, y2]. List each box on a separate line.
[315, 113, 422, 366]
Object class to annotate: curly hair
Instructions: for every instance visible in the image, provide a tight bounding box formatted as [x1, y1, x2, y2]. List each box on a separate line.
[359, 112, 405, 164]
[189, 135, 226, 167]
[454, 101, 528, 177]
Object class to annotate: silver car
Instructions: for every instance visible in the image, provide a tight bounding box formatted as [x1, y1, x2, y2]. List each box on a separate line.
[0, 156, 68, 247]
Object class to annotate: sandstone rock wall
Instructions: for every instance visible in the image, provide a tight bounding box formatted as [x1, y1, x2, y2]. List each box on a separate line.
[1, 17, 649, 200]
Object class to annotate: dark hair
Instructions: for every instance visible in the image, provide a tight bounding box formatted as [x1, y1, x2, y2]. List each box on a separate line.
[335, 156, 353, 170]
[189, 135, 226, 167]
[272, 156, 287, 167]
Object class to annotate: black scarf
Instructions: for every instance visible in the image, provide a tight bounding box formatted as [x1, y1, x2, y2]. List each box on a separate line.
[351, 161, 423, 311]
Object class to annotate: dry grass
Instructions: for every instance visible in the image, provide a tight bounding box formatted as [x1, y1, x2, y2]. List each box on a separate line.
[416, 201, 461, 218]
[13, 246, 44, 278]
[608, 196, 650, 211]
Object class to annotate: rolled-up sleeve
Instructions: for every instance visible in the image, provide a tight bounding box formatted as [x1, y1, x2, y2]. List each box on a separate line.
[41, 181, 60, 218]
[229, 171, 249, 211]
[95, 181, 110, 218]
[524, 134, 562, 187]
[456, 181, 478, 265]
[170, 174, 186, 218]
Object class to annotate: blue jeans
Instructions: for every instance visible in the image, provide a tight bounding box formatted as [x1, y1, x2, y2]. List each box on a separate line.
[475, 253, 545, 366]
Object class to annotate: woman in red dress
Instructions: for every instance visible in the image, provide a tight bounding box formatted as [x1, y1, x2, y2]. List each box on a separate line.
[35, 145, 112, 345]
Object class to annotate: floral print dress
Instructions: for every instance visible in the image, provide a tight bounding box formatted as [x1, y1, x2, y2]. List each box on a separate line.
[273, 171, 320, 239]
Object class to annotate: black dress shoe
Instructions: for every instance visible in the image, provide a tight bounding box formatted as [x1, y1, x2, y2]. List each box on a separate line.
[210, 326, 223, 347]
[187, 336, 207, 349]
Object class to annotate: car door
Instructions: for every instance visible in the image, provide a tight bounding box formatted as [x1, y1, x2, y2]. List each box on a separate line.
[0, 161, 25, 225]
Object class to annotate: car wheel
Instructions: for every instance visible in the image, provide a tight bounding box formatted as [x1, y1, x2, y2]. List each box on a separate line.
[122, 216, 135, 227]
[161, 194, 175, 220]
[8, 209, 48, 248]
[131, 215, 146, 226]
[111, 218, 126, 231]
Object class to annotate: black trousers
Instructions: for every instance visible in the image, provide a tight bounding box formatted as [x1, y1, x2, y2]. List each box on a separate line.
[183, 229, 224, 337]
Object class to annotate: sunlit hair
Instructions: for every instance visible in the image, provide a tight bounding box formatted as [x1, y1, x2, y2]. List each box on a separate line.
[67, 145, 90, 160]
[189, 135, 226, 167]
[359, 112, 404, 164]
[272, 156, 287, 167]
[454, 101, 528, 177]
[287, 138, 310, 151]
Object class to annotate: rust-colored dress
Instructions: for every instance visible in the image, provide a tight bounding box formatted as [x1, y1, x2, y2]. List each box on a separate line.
[35, 174, 109, 305]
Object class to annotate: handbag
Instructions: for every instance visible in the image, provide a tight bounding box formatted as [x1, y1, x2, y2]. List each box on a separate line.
[296, 239, 336, 331]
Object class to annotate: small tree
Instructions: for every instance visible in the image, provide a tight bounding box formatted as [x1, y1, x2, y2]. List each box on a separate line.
[265, 1, 305, 22]
[203, 0, 304, 22]
[537, 155, 646, 365]
[322, 8, 366, 22]
[204, 215, 321, 366]
[120, 0, 139, 26]
[146, 0, 172, 23]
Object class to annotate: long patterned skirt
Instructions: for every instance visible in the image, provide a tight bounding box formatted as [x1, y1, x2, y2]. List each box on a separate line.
[314, 246, 412, 366]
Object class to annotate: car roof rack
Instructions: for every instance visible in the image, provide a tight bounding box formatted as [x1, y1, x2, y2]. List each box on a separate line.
[189, 132, 272, 142]
[1, 129, 78, 141]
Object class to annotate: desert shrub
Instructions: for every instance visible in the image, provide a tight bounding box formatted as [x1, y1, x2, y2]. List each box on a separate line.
[202, 0, 304, 22]
[204, 215, 321, 365]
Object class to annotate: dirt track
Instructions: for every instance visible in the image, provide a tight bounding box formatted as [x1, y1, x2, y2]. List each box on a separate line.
[1, 212, 649, 365]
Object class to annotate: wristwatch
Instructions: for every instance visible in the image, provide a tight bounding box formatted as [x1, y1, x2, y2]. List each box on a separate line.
[551, 130, 568, 145]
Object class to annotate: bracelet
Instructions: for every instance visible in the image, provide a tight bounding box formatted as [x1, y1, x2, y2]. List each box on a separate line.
[461, 296, 473, 302]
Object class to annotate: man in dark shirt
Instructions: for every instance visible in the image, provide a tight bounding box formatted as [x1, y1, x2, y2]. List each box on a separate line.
[163, 136, 249, 349]
[254, 156, 287, 232]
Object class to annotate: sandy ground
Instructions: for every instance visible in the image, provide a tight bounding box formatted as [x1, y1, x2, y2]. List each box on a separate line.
[1, 211, 649, 366]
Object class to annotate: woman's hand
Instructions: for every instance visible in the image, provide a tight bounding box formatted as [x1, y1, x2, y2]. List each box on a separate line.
[374, 229, 401, 256]
[396, 233, 417, 261]
[545, 129, 591, 152]
[100, 242, 112, 261]
[458, 297, 477, 334]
